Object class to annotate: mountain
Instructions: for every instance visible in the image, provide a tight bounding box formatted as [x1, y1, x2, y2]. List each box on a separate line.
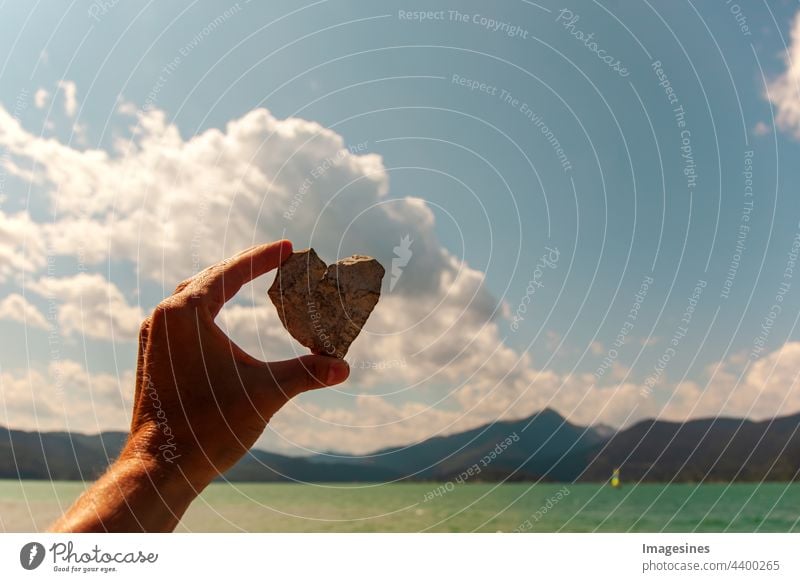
[0, 426, 127, 480]
[564, 413, 800, 482]
[0, 426, 398, 483]
[0, 410, 603, 482]
[3, 410, 800, 483]
[309, 408, 606, 481]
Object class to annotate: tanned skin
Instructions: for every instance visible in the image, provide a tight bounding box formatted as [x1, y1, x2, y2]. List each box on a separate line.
[49, 240, 349, 532]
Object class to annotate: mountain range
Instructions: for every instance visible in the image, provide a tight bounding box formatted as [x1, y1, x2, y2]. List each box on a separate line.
[2, 409, 798, 483]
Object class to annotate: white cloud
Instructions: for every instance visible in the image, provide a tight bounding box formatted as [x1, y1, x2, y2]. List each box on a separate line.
[0, 360, 133, 433]
[56, 80, 78, 117]
[0, 104, 449, 287]
[766, 12, 800, 138]
[27, 273, 144, 342]
[662, 342, 800, 422]
[34, 89, 49, 109]
[0, 293, 49, 330]
[3, 94, 800, 453]
[0, 210, 45, 282]
[752, 121, 771, 136]
[263, 341, 800, 454]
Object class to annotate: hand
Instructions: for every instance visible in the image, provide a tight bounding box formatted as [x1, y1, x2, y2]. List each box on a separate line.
[49, 240, 350, 532]
[130, 238, 350, 484]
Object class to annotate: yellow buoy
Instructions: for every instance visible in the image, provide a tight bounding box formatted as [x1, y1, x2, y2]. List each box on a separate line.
[611, 468, 621, 488]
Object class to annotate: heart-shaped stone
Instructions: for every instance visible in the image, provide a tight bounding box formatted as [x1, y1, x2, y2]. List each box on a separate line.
[268, 248, 385, 358]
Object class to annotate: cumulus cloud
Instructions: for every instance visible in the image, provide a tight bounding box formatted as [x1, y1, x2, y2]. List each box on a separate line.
[0, 293, 49, 330]
[0, 104, 451, 287]
[0, 360, 133, 433]
[56, 80, 78, 117]
[1, 97, 542, 449]
[263, 342, 800, 454]
[0, 209, 45, 282]
[27, 273, 144, 342]
[2, 90, 800, 453]
[34, 89, 49, 109]
[662, 343, 800, 422]
[766, 12, 800, 138]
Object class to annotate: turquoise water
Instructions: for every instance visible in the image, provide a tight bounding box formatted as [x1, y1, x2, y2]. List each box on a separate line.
[1, 480, 797, 532]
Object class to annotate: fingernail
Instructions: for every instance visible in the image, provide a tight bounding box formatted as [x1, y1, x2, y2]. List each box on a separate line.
[327, 361, 349, 384]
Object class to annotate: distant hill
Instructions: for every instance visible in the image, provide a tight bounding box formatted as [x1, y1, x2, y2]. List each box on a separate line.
[0, 426, 398, 483]
[2, 410, 799, 483]
[0, 426, 127, 480]
[563, 413, 800, 482]
[311, 408, 605, 481]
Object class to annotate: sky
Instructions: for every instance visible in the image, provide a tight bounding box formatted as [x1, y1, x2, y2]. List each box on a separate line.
[2, 0, 800, 455]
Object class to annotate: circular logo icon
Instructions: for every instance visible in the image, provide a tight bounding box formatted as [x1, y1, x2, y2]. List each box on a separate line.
[19, 542, 45, 570]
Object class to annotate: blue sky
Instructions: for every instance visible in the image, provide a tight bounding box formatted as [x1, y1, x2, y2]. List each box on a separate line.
[2, 0, 800, 454]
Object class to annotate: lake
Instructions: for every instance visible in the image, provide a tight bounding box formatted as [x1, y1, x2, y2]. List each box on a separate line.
[1, 480, 797, 532]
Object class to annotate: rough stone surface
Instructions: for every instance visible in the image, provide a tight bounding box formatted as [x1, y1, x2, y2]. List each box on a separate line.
[268, 248, 385, 358]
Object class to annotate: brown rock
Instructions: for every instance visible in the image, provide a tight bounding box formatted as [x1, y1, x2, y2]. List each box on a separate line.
[268, 248, 385, 358]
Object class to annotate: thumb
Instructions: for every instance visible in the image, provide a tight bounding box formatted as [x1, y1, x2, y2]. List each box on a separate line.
[264, 355, 350, 398]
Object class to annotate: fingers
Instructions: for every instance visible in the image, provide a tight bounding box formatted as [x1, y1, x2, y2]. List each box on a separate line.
[260, 355, 350, 399]
[131, 317, 152, 420]
[183, 240, 293, 316]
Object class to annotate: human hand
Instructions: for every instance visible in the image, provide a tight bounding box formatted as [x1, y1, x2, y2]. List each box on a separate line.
[127, 239, 349, 486]
[50, 240, 349, 532]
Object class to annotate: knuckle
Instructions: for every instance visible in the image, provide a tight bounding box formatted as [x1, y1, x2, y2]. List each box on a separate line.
[198, 262, 223, 282]
[139, 316, 152, 334]
[151, 297, 190, 325]
[150, 292, 210, 328]
[173, 278, 193, 294]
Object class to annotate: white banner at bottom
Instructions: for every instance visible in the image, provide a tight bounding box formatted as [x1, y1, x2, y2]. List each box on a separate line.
[1, 533, 798, 581]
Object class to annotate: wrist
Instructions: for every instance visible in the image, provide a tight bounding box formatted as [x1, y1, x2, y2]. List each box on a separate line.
[49, 441, 203, 532]
[121, 428, 212, 497]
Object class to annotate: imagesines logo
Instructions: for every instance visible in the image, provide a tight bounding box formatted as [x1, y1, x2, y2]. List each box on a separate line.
[20, 542, 46, 570]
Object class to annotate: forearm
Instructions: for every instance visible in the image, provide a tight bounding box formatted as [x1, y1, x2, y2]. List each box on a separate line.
[48, 446, 202, 533]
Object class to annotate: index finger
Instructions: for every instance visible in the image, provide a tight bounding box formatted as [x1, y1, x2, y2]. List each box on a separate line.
[194, 239, 293, 315]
